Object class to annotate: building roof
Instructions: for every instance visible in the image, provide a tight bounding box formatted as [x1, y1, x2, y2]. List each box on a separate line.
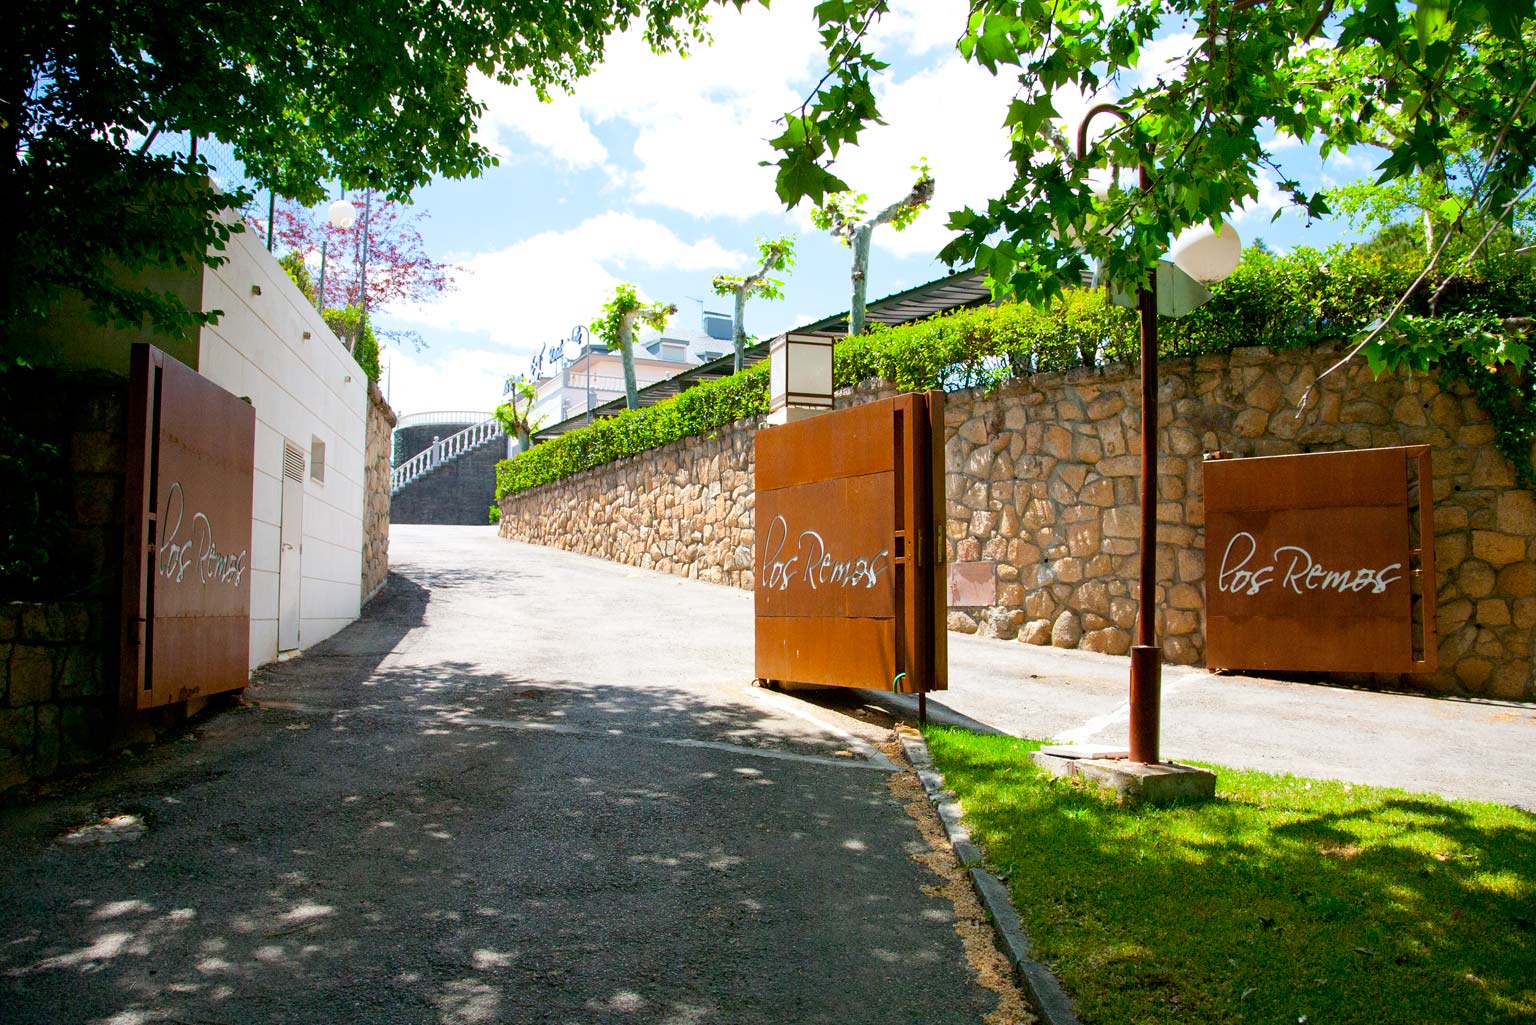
[531, 269, 994, 443]
[797, 269, 994, 334]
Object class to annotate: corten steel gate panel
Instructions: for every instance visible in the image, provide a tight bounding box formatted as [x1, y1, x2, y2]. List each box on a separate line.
[755, 392, 946, 693]
[122, 345, 256, 711]
[1204, 445, 1436, 674]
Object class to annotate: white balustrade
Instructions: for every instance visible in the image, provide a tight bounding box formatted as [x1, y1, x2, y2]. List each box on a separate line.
[390, 417, 506, 494]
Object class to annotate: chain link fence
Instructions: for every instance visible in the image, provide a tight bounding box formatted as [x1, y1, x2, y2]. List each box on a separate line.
[140, 131, 274, 232]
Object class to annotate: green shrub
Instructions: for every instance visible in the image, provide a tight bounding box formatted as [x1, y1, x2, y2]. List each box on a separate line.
[496, 243, 1535, 499]
[497, 362, 772, 498]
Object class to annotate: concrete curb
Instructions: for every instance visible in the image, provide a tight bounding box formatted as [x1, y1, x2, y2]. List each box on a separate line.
[899, 731, 1084, 1025]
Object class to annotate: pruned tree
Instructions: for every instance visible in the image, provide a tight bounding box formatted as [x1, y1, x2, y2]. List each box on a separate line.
[594, 284, 677, 409]
[711, 235, 796, 372]
[495, 377, 545, 453]
[811, 164, 934, 336]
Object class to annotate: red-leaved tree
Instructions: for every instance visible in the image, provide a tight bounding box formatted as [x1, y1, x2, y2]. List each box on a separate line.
[260, 193, 455, 313]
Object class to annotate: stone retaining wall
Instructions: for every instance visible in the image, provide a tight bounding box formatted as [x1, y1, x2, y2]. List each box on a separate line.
[500, 417, 760, 588]
[497, 345, 1536, 701]
[0, 375, 125, 789]
[392, 439, 506, 525]
[363, 381, 396, 602]
[0, 601, 113, 788]
[941, 345, 1534, 700]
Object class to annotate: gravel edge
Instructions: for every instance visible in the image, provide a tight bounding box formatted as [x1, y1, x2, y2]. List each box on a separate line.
[899, 731, 1083, 1025]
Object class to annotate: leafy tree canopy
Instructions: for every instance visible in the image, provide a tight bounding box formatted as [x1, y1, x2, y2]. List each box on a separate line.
[4, 0, 758, 346]
[772, 1, 1536, 309]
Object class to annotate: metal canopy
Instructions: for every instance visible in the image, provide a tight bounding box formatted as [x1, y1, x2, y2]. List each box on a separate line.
[798, 269, 994, 334]
[531, 270, 994, 442]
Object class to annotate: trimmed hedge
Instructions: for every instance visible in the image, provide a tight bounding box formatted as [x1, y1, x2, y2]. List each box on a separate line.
[496, 361, 771, 498]
[497, 244, 1535, 500]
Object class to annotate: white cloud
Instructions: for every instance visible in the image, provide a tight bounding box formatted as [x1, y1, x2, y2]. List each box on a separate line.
[380, 345, 514, 418]
[788, 52, 1019, 259]
[1227, 172, 1287, 228]
[384, 213, 745, 354]
[470, 77, 606, 170]
[868, 0, 969, 56]
[1129, 33, 1198, 90]
[470, 0, 823, 218]
[466, 0, 1002, 224]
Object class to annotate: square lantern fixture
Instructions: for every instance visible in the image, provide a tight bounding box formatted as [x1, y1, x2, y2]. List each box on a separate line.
[768, 332, 835, 425]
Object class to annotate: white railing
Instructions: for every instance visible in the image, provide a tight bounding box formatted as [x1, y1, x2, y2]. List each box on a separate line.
[564, 374, 630, 394]
[391, 417, 506, 494]
[395, 409, 493, 430]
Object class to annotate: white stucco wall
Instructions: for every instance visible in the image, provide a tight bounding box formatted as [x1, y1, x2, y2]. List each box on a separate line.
[195, 230, 367, 669]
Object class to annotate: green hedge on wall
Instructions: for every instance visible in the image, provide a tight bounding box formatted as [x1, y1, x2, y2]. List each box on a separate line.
[496, 244, 1535, 500]
[496, 361, 772, 498]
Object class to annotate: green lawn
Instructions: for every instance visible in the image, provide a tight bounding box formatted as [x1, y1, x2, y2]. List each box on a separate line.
[924, 727, 1536, 1025]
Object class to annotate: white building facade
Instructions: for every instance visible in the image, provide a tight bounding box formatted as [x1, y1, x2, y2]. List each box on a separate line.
[194, 230, 369, 668]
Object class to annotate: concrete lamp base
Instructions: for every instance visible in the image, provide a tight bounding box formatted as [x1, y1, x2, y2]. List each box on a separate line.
[1030, 749, 1217, 807]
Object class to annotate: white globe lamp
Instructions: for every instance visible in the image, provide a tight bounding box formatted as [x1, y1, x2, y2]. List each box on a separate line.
[327, 198, 358, 230]
[1171, 220, 1241, 284]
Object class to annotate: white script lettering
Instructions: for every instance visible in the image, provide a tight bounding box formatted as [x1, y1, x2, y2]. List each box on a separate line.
[1216, 531, 1401, 597]
[158, 482, 248, 588]
[760, 514, 890, 592]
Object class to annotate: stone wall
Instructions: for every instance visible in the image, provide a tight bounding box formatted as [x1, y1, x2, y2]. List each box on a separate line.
[363, 381, 396, 603]
[499, 417, 759, 586]
[940, 344, 1534, 700]
[0, 601, 113, 788]
[1, 374, 125, 790]
[497, 346, 1536, 701]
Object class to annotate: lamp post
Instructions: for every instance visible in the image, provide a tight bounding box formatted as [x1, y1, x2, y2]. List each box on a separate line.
[358, 189, 372, 352]
[571, 324, 594, 424]
[317, 195, 357, 315]
[1076, 103, 1240, 765]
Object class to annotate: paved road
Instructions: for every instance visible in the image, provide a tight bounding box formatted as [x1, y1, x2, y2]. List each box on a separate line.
[897, 611, 1536, 812]
[0, 527, 1015, 1025]
[415, 526, 1534, 812]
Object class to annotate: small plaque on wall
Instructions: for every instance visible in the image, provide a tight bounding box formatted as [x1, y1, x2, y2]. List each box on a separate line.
[1204, 446, 1436, 674]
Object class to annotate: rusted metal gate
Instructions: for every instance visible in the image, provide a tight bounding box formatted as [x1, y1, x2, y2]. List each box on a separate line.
[1204, 445, 1436, 674]
[755, 392, 946, 694]
[121, 345, 256, 710]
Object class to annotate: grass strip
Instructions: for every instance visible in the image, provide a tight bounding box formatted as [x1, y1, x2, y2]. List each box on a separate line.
[924, 727, 1536, 1025]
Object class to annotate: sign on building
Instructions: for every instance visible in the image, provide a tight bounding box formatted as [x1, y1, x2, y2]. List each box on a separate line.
[754, 392, 947, 693]
[1204, 446, 1436, 674]
[122, 345, 256, 710]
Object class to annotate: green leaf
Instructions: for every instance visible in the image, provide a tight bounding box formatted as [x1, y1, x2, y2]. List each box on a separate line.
[1414, 0, 1451, 57]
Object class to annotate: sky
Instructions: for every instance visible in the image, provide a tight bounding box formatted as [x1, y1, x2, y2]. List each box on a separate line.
[356, 0, 1379, 418]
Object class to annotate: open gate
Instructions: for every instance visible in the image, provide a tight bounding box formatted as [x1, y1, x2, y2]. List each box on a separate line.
[121, 345, 256, 710]
[754, 392, 946, 695]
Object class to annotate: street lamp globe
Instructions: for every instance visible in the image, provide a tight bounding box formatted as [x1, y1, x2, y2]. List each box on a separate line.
[327, 198, 358, 230]
[1171, 220, 1241, 284]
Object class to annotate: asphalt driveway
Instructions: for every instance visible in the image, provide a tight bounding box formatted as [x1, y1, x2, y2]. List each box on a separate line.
[0, 527, 1015, 1025]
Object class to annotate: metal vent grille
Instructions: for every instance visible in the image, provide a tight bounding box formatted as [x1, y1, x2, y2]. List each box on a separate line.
[283, 441, 305, 482]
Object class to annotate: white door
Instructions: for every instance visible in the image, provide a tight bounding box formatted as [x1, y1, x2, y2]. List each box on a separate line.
[278, 441, 304, 651]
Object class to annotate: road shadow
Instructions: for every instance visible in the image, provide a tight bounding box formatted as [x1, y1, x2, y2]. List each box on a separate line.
[0, 659, 990, 1025]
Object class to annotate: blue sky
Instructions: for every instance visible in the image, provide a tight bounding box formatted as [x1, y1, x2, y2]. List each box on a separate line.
[366, 0, 1378, 417]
